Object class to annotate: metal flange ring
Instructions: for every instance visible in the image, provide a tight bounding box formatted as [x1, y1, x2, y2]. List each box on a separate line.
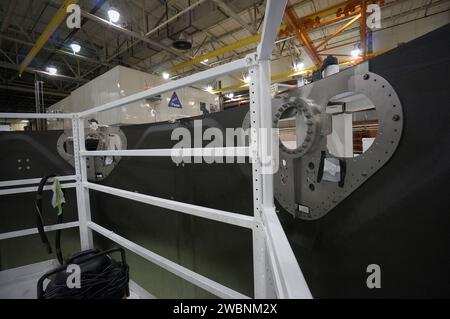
[273, 98, 318, 158]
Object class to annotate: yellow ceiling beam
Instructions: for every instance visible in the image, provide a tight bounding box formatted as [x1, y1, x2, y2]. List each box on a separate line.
[315, 13, 362, 50]
[212, 52, 381, 94]
[212, 68, 312, 94]
[168, 25, 287, 74]
[19, 0, 78, 76]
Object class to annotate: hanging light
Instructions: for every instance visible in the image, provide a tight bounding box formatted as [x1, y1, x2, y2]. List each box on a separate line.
[172, 32, 192, 50]
[70, 42, 81, 54]
[162, 72, 170, 80]
[46, 66, 58, 75]
[294, 62, 304, 71]
[243, 75, 251, 84]
[351, 44, 362, 58]
[205, 85, 213, 92]
[108, 7, 120, 23]
[226, 92, 234, 99]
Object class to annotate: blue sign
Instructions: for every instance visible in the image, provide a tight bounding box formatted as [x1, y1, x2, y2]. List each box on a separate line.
[168, 92, 182, 109]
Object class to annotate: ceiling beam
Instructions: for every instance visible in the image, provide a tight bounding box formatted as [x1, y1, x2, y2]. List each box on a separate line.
[1, 61, 88, 84]
[18, 0, 79, 76]
[44, 0, 107, 66]
[0, 35, 109, 67]
[315, 14, 361, 50]
[284, 0, 322, 67]
[360, 0, 368, 58]
[0, 84, 69, 97]
[1, 0, 17, 33]
[104, 0, 207, 64]
[213, 0, 255, 35]
[80, 11, 191, 62]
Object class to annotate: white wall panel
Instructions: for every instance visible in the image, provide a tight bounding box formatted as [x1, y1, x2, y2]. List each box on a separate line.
[48, 66, 219, 126]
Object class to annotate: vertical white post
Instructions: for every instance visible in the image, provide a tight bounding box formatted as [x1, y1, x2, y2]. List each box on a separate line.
[72, 116, 93, 250]
[258, 59, 276, 211]
[249, 0, 289, 299]
[252, 0, 312, 299]
[248, 56, 271, 299]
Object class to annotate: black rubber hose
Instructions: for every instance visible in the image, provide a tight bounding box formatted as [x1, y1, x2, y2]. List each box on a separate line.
[35, 174, 65, 264]
[35, 175, 56, 255]
[55, 212, 64, 265]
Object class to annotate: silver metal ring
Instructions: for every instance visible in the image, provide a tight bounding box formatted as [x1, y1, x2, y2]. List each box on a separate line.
[273, 98, 317, 158]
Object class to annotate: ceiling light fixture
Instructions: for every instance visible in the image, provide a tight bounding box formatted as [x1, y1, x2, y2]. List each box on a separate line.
[351, 44, 362, 58]
[294, 62, 304, 71]
[108, 7, 120, 23]
[70, 42, 81, 54]
[46, 66, 58, 75]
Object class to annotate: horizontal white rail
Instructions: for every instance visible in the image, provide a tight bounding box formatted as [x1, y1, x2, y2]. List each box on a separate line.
[80, 147, 249, 157]
[0, 175, 77, 188]
[0, 113, 74, 119]
[84, 182, 254, 229]
[88, 221, 249, 299]
[0, 182, 77, 196]
[79, 58, 248, 118]
[0, 222, 80, 241]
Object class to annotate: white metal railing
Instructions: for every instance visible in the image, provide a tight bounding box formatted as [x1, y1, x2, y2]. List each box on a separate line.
[84, 182, 254, 229]
[87, 221, 249, 299]
[0, 222, 80, 241]
[79, 147, 249, 158]
[0, 175, 76, 188]
[0, 0, 312, 299]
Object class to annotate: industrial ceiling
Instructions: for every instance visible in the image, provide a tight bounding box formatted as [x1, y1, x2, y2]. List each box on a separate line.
[0, 0, 449, 112]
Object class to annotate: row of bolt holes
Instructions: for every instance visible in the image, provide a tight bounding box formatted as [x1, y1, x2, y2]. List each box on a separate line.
[381, 81, 401, 123]
[17, 158, 31, 171]
[254, 167, 260, 212]
[248, 68, 263, 213]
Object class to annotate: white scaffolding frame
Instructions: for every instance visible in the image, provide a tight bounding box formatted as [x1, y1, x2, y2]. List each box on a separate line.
[0, 0, 311, 299]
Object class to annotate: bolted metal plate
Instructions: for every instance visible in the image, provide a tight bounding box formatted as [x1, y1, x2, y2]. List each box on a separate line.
[273, 64, 404, 220]
[57, 126, 127, 182]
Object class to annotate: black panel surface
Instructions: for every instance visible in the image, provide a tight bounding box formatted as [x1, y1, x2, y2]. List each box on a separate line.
[281, 23, 450, 298]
